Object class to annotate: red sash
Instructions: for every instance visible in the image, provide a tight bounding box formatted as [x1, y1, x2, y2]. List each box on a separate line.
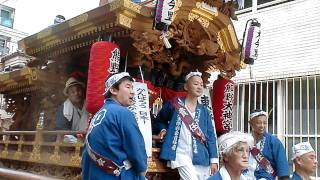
[171, 98, 207, 146]
[250, 146, 276, 177]
[86, 138, 131, 176]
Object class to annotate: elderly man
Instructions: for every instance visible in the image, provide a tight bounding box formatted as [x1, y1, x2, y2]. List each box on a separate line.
[247, 109, 289, 180]
[208, 131, 254, 180]
[290, 142, 318, 180]
[82, 72, 147, 180]
[56, 77, 88, 131]
[155, 71, 218, 180]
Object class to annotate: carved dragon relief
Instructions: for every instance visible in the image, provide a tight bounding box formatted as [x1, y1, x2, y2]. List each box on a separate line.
[129, 11, 241, 82]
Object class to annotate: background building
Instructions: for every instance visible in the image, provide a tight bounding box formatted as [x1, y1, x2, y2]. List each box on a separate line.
[0, 4, 28, 57]
[233, 0, 320, 178]
[0, 4, 28, 121]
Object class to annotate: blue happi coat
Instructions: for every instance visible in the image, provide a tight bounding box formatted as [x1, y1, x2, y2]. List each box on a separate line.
[81, 99, 147, 180]
[289, 172, 303, 180]
[155, 97, 218, 166]
[207, 166, 247, 180]
[207, 172, 223, 180]
[254, 132, 289, 180]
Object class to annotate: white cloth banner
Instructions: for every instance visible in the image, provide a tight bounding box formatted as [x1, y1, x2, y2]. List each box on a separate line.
[128, 82, 152, 157]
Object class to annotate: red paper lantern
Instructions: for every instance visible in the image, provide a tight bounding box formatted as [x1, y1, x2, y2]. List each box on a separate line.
[85, 41, 120, 114]
[212, 76, 235, 135]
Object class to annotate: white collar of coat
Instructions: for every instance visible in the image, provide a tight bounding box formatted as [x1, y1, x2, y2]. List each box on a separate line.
[219, 166, 247, 180]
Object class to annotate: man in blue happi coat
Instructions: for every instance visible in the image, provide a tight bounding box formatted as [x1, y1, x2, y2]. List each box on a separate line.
[82, 72, 148, 180]
[246, 109, 289, 180]
[290, 142, 317, 180]
[155, 71, 218, 180]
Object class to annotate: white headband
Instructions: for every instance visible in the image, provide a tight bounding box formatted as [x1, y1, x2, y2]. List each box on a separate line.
[250, 110, 268, 120]
[218, 131, 254, 154]
[185, 71, 202, 81]
[292, 142, 315, 160]
[103, 72, 132, 96]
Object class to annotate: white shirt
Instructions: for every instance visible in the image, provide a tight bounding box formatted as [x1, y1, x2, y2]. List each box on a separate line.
[63, 99, 88, 131]
[245, 140, 262, 180]
[170, 109, 195, 168]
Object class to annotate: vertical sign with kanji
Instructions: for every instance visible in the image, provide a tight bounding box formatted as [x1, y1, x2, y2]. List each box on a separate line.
[155, 0, 176, 25]
[243, 20, 261, 65]
[128, 82, 152, 157]
[222, 82, 234, 131]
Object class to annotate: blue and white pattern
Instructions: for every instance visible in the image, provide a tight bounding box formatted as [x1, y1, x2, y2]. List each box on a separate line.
[155, 97, 218, 167]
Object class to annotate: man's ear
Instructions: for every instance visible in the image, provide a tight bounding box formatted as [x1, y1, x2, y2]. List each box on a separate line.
[109, 87, 118, 96]
[184, 83, 188, 91]
[295, 157, 303, 165]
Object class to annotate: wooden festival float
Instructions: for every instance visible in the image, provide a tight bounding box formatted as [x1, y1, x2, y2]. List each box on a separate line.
[0, 0, 251, 179]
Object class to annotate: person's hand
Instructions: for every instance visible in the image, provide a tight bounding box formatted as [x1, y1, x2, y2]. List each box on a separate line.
[158, 129, 167, 142]
[210, 163, 218, 175]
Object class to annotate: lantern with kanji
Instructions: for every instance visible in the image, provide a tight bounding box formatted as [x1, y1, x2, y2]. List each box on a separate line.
[85, 41, 120, 114]
[241, 19, 261, 65]
[212, 75, 235, 136]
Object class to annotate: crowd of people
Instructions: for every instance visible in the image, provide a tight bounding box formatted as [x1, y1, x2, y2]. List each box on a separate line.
[56, 72, 318, 180]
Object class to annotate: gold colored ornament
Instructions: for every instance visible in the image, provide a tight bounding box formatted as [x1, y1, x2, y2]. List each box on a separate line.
[217, 32, 226, 52]
[1, 143, 9, 158]
[147, 160, 157, 172]
[70, 142, 82, 167]
[13, 151, 22, 160]
[30, 144, 41, 162]
[109, 0, 121, 11]
[188, 12, 209, 28]
[118, 14, 133, 28]
[124, 0, 142, 14]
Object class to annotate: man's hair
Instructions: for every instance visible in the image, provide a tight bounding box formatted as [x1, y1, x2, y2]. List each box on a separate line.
[223, 141, 246, 156]
[104, 76, 133, 98]
[221, 141, 247, 164]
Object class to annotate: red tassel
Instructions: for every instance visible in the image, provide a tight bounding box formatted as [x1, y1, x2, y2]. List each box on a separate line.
[212, 76, 235, 135]
[85, 42, 120, 114]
